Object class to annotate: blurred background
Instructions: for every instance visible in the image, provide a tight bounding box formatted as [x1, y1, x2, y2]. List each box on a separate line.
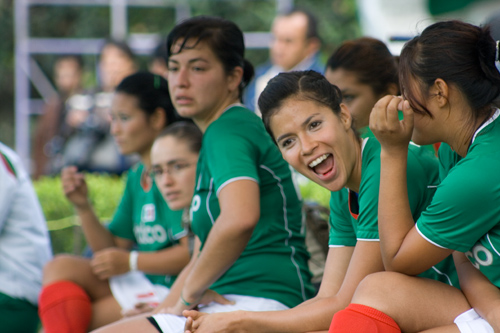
[1, 0, 500, 170]
[1, 0, 499, 254]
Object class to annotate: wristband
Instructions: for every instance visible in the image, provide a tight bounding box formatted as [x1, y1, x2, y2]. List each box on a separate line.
[129, 250, 139, 271]
[180, 291, 203, 307]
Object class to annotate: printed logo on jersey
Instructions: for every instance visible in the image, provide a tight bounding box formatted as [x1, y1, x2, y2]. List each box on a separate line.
[190, 194, 201, 221]
[466, 244, 494, 269]
[141, 204, 156, 223]
[134, 224, 167, 244]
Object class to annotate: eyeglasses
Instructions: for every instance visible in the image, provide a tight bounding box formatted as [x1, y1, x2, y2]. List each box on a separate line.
[150, 162, 195, 178]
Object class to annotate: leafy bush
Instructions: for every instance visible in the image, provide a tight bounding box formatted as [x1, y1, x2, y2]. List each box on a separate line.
[34, 173, 330, 254]
[33, 173, 125, 254]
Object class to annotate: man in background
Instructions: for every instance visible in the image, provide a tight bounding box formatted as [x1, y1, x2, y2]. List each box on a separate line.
[244, 8, 323, 115]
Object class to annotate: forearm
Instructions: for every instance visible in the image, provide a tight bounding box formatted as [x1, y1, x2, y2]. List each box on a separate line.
[235, 295, 344, 332]
[378, 149, 415, 271]
[156, 249, 197, 310]
[76, 205, 115, 251]
[454, 252, 500, 329]
[181, 218, 253, 302]
[137, 239, 191, 276]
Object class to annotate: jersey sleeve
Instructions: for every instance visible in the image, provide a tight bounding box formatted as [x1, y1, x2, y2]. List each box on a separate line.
[204, 118, 260, 196]
[108, 174, 135, 241]
[416, 159, 500, 252]
[356, 143, 380, 241]
[328, 190, 356, 247]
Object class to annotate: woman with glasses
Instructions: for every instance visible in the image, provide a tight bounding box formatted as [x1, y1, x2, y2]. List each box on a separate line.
[38, 72, 190, 333]
[93, 15, 314, 333]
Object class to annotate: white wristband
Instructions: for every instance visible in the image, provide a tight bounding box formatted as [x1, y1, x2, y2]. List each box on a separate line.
[129, 251, 139, 272]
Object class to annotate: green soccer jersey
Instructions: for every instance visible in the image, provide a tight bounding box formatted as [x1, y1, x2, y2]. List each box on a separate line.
[190, 105, 314, 308]
[108, 163, 186, 287]
[328, 138, 459, 287]
[438, 143, 462, 182]
[417, 110, 500, 287]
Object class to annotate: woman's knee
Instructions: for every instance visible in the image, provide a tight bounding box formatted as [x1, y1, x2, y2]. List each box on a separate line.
[352, 271, 408, 312]
[42, 254, 92, 284]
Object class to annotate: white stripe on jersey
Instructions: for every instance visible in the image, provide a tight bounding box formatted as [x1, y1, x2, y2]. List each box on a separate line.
[216, 177, 258, 197]
[207, 178, 215, 224]
[416, 224, 448, 249]
[486, 233, 500, 257]
[259, 164, 307, 302]
[430, 265, 453, 286]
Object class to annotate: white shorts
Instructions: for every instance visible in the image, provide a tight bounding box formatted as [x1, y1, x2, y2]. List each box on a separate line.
[109, 271, 170, 311]
[454, 308, 494, 333]
[151, 294, 289, 333]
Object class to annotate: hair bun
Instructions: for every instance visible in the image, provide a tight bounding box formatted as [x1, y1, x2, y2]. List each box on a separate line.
[241, 59, 255, 89]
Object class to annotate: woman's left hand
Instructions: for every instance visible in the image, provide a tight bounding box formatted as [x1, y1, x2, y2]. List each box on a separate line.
[369, 95, 414, 154]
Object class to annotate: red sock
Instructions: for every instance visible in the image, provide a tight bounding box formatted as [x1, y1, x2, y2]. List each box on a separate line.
[329, 303, 401, 333]
[38, 280, 92, 333]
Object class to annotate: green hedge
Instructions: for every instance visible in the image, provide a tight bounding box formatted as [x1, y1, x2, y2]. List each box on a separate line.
[34, 173, 125, 254]
[34, 173, 330, 254]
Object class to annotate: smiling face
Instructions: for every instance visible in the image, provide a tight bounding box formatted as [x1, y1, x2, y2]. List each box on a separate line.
[325, 68, 383, 130]
[167, 40, 240, 130]
[110, 92, 159, 157]
[270, 97, 362, 192]
[151, 135, 198, 210]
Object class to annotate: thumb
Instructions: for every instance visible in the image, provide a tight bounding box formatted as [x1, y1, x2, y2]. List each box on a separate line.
[183, 310, 202, 319]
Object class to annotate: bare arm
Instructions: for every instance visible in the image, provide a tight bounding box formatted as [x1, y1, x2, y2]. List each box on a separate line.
[168, 180, 259, 315]
[370, 96, 453, 274]
[454, 252, 500, 331]
[136, 237, 191, 276]
[185, 241, 385, 333]
[91, 236, 190, 280]
[61, 166, 116, 251]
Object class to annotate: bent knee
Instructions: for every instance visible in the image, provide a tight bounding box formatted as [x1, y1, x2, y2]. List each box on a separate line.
[352, 272, 409, 310]
[42, 254, 92, 284]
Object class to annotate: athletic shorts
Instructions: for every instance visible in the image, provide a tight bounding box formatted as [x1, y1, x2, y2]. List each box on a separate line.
[149, 294, 289, 333]
[109, 271, 169, 311]
[0, 291, 39, 333]
[454, 308, 494, 333]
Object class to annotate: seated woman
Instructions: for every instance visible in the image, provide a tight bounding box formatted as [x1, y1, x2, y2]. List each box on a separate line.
[92, 15, 314, 333]
[38, 72, 190, 333]
[182, 70, 458, 333]
[330, 20, 500, 333]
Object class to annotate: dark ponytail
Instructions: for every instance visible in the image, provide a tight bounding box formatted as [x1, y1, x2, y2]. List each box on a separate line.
[115, 71, 179, 127]
[400, 20, 500, 119]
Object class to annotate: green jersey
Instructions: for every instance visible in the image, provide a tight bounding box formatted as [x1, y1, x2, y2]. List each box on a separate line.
[190, 105, 314, 308]
[438, 143, 462, 182]
[108, 163, 186, 287]
[329, 138, 459, 287]
[418, 110, 500, 287]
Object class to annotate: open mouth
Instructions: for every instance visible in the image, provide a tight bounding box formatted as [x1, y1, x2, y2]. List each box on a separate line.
[309, 153, 334, 176]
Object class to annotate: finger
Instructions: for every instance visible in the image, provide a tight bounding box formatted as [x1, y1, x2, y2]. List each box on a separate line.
[184, 316, 193, 331]
[401, 100, 414, 133]
[371, 95, 393, 131]
[183, 310, 202, 319]
[386, 96, 403, 128]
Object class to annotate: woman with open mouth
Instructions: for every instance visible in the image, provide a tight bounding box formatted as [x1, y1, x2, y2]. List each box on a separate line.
[178, 70, 457, 333]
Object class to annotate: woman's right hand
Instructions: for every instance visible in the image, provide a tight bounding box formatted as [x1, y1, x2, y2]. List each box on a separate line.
[61, 166, 90, 210]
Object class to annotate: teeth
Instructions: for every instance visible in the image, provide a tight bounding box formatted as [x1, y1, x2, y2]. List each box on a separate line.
[309, 154, 329, 168]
